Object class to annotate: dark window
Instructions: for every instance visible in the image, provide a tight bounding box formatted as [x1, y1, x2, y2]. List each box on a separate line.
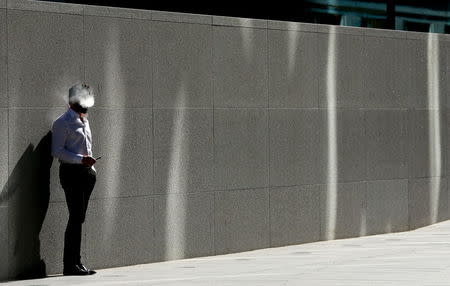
[445, 25, 450, 34]
[404, 21, 430, 32]
[362, 18, 389, 29]
[304, 12, 341, 25]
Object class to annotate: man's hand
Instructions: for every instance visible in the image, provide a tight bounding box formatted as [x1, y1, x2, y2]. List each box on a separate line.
[82, 156, 96, 167]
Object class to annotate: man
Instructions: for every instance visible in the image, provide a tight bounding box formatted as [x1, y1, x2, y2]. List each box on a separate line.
[51, 83, 97, 276]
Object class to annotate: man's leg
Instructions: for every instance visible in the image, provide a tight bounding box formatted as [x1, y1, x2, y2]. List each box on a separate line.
[60, 165, 86, 269]
[72, 167, 97, 275]
[81, 168, 96, 220]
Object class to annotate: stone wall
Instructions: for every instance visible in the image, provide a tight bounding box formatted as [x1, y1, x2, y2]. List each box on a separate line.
[0, 0, 449, 280]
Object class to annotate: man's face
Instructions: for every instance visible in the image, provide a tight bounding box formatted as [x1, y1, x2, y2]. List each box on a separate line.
[70, 102, 89, 115]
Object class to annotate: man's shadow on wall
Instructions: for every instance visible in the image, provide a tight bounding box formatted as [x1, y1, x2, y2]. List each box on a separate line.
[0, 131, 53, 280]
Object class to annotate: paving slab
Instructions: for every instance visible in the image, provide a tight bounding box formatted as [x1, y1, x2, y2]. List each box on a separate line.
[4, 220, 450, 285]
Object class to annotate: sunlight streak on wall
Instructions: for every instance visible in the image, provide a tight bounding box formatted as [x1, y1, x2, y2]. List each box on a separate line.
[325, 26, 338, 240]
[360, 207, 367, 236]
[386, 220, 392, 233]
[102, 25, 125, 248]
[164, 80, 188, 260]
[427, 33, 442, 224]
[287, 25, 299, 79]
[239, 19, 254, 62]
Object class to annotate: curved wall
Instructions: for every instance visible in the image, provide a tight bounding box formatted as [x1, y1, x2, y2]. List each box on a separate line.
[0, 0, 449, 280]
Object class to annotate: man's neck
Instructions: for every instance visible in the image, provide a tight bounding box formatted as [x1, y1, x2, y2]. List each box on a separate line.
[69, 107, 86, 121]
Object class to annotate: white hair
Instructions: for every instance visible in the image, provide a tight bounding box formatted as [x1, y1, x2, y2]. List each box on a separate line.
[68, 83, 95, 108]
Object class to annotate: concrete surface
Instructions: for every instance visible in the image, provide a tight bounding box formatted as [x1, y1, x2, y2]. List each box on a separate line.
[213, 26, 268, 108]
[365, 110, 408, 181]
[215, 189, 270, 254]
[84, 16, 152, 108]
[154, 193, 215, 260]
[0, 111, 7, 200]
[4, 220, 450, 285]
[213, 109, 269, 190]
[317, 33, 366, 108]
[269, 185, 321, 246]
[269, 109, 324, 186]
[408, 110, 447, 178]
[0, 206, 8, 278]
[2, 0, 450, 280]
[7, 0, 83, 14]
[7, 10, 83, 108]
[84, 197, 155, 268]
[152, 22, 212, 108]
[0, 9, 6, 107]
[366, 179, 409, 235]
[87, 108, 153, 199]
[268, 30, 319, 108]
[153, 109, 213, 194]
[319, 182, 366, 240]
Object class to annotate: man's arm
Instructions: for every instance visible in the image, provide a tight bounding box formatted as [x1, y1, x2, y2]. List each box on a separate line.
[51, 120, 84, 164]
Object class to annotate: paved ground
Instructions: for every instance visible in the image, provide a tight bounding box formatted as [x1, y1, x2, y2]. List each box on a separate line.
[5, 221, 450, 285]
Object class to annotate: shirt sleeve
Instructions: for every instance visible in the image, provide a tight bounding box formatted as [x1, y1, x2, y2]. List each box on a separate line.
[51, 119, 84, 164]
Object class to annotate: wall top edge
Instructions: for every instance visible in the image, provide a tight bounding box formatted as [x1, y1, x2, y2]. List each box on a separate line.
[152, 10, 211, 25]
[317, 24, 365, 36]
[212, 15, 267, 29]
[6, 0, 450, 40]
[84, 6, 212, 24]
[406, 31, 430, 40]
[437, 33, 450, 42]
[403, 31, 450, 41]
[364, 27, 407, 39]
[267, 20, 317, 32]
[7, 0, 83, 14]
[83, 4, 152, 20]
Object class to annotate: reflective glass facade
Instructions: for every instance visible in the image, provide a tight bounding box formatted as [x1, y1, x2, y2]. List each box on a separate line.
[301, 0, 450, 33]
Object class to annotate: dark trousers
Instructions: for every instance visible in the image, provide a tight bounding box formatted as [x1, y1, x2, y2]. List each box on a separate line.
[59, 163, 96, 268]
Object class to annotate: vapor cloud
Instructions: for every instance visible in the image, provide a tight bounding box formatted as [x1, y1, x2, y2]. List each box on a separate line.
[69, 83, 95, 108]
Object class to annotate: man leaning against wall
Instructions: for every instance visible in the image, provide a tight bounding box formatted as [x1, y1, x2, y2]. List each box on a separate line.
[51, 83, 98, 276]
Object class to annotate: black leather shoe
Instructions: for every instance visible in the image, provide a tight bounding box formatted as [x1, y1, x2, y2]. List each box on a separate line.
[77, 264, 96, 275]
[63, 264, 96, 276]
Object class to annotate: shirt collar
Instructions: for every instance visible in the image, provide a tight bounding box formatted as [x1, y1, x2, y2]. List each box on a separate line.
[66, 108, 87, 123]
[66, 108, 80, 119]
